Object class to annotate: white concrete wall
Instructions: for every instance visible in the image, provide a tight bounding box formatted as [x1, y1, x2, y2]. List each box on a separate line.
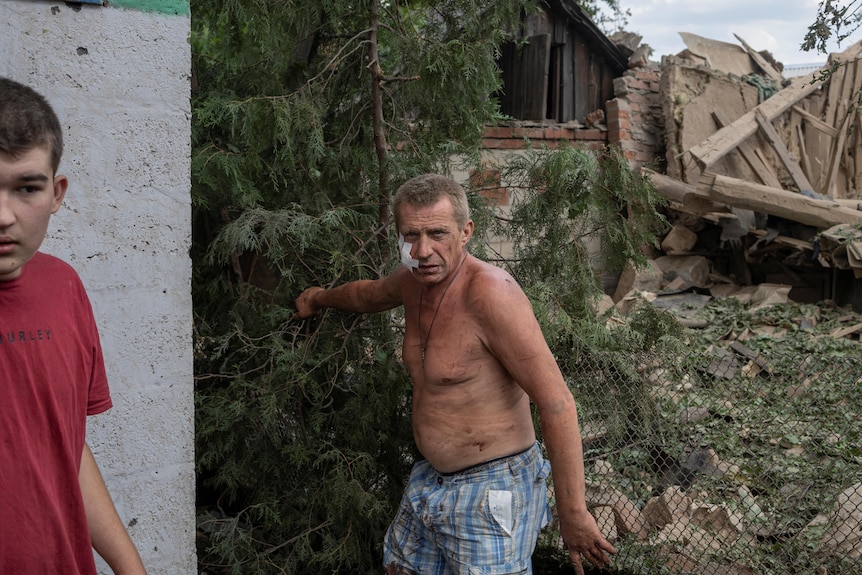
[1, 2, 196, 573]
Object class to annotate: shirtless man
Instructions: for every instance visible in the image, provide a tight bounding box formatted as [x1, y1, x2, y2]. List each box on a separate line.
[295, 174, 615, 575]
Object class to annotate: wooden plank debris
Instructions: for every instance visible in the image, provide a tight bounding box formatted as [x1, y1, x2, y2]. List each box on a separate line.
[702, 173, 862, 228]
[733, 33, 782, 82]
[685, 38, 862, 173]
[754, 109, 813, 192]
[829, 323, 862, 339]
[648, 32, 862, 307]
[749, 229, 814, 251]
[795, 123, 815, 186]
[712, 109, 782, 188]
[791, 105, 838, 137]
[730, 340, 774, 377]
[824, 112, 850, 197]
[646, 170, 728, 215]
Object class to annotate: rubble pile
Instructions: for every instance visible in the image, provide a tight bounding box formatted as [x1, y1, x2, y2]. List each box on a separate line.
[579, 32, 862, 573]
[624, 33, 862, 312]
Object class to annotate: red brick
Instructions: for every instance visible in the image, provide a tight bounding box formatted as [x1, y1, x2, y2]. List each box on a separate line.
[483, 188, 510, 205]
[574, 129, 607, 142]
[544, 128, 575, 140]
[636, 70, 659, 83]
[470, 168, 510, 206]
[470, 167, 501, 189]
[512, 127, 546, 140]
[496, 138, 528, 149]
[483, 126, 513, 139]
[626, 79, 652, 91]
[627, 92, 649, 105]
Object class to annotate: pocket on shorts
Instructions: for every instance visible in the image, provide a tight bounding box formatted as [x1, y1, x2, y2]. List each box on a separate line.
[488, 489, 514, 535]
[466, 562, 529, 575]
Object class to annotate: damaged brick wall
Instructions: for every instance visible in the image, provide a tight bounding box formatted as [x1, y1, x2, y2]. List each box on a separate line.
[607, 62, 665, 172]
[481, 124, 607, 151]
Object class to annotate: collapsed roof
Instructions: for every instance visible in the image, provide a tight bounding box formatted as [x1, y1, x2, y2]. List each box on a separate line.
[643, 33, 862, 308]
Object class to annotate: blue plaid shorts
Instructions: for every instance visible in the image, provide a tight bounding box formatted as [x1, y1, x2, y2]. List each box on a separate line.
[383, 442, 552, 575]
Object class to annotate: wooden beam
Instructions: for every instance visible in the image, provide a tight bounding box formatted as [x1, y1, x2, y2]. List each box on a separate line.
[750, 228, 814, 251]
[686, 38, 862, 171]
[835, 198, 862, 210]
[825, 53, 850, 128]
[824, 112, 850, 198]
[704, 172, 862, 228]
[795, 123, 815, 185]
[733, 34, 782, 82]
[854, 112, 862, 196]
[687, 79, 821, 171]
[712, 109, 782, 188]
[754, 109, 814, 192]
[645, 170, 726, 214]
[753, 148, 781, 185]
[791, 105, 839, 137]
[837, 53, 859, 126]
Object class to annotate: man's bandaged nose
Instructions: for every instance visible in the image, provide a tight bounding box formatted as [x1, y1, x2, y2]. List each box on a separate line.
[399, 235, 419, 270]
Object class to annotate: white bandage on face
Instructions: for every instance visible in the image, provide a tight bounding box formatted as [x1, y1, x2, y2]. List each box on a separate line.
[398, 234, 419, 270]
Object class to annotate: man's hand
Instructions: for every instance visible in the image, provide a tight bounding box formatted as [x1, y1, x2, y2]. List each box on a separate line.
[294, 287, 325, 319]
[561, 509, 617, 575]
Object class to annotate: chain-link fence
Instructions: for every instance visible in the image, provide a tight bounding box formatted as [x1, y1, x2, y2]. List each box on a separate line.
[542, 314, 862, 575]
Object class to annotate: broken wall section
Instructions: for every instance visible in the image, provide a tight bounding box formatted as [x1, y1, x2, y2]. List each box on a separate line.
[661, 59, 768, 186]
[630, 36, 862, 311]
[608, 62, 665, 172]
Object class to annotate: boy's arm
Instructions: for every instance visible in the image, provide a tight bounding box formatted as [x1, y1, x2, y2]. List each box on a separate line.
[295, 266, 407, 318]
[79, 443, 147, 575]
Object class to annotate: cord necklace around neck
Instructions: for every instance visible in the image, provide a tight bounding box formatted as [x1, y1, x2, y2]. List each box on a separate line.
[418, 251, 468, 366]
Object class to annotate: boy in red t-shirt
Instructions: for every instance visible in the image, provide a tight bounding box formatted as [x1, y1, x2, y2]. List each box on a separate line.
[0, 76, 147, 574]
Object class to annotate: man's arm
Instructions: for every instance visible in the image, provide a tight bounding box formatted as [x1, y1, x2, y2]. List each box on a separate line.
[79, 443, 147, 575]
[295, 266, 408, 318]
[475, 274, 616, 574]
[533, 389, 616, 574]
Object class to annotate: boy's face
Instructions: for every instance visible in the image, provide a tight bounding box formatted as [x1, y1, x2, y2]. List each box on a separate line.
[0, 145, 67, 281]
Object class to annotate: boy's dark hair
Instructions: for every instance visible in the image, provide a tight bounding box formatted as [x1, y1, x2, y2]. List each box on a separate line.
[0, 77, 64, 173]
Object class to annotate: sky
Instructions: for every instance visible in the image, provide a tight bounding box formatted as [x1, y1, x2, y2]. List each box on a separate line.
[616, 0, 850, 67]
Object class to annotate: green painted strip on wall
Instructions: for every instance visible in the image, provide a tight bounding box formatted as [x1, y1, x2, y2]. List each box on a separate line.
[108, 0, 189, 16]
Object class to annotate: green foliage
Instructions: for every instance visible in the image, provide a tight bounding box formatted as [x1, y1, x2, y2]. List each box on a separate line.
[800, 2, 862, 113]
[481, 144, 670, 409]
[590, 298, 862, 574]
[191, 1, 541, 572]
[491, 145, 666, 317]
[801, 0, 862, 54]
[578, 0, 631, 34]
[191, 1, 669, 573]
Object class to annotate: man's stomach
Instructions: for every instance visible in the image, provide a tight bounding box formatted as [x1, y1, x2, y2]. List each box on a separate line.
[411, 397, 536, 473]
